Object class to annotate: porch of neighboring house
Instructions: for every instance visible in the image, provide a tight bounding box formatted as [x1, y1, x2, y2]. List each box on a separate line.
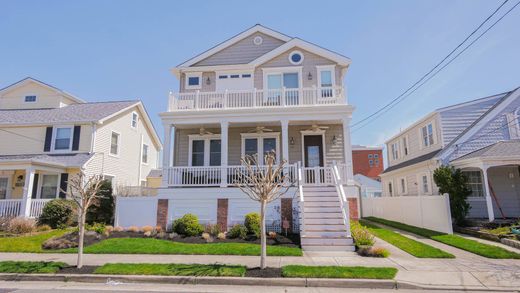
[452, 141, 520, 222]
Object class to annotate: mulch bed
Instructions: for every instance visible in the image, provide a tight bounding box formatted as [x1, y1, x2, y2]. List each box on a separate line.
[59, 265, 97, 274]
[245, 267, 282, 278]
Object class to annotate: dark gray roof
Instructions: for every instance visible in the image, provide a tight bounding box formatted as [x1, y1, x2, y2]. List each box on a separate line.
[451, 140, 520, 162]
[147, 169, 162, 178]
[382, 150, 441, 174]
[0, 101, 138, 125]
[0, 153, 93, 167]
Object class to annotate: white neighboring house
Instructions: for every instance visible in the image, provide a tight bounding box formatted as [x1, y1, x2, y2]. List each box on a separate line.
[116, 25, 359, 252]
[0, 77, 161, 218]
[354, 174, 382, 198]
[380, 88, 520, 222]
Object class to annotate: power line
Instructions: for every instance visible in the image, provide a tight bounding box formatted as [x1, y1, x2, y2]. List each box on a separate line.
[351, 0, 516, 131]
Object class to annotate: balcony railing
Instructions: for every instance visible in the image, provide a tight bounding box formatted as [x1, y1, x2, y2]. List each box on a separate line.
[168, 86, 346, 111]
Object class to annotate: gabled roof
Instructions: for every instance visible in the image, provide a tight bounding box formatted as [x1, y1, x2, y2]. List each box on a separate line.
[0, 77, 85, 104]
[174, 24, 351, 73]
[382, 149, 440, 174]
[0, 153, 94, 168]
[451, 140, 520, 162]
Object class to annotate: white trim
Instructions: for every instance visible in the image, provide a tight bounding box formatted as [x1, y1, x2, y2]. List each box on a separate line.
[262, 67, 303, 92]
[288, 50, 304, 65]
[188, 134, 222, 166]
[185, 72, 202, 90]
[300, 130, 327, 167]
[0, 77, 85, 103]
[240, 132, 280, 164]
[316, 65, 336, 88]
[51, 125, 74, 153]
[109, 131, 121, 157]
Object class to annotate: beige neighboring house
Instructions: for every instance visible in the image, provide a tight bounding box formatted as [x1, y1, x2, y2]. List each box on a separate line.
[0, 77, 161, 218]
[115, 25, 359, 252]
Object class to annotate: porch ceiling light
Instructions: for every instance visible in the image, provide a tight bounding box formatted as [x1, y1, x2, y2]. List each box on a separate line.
[206, 77, 211, 85]
[307, 72, 312, 80]
[332, 135, 337, 145]
[290, 137, 295, 145]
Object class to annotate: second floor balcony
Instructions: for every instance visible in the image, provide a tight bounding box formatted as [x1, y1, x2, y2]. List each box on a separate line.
[168, 86, 347, 112]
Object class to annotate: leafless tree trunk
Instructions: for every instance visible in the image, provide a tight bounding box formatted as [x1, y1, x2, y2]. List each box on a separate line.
[235, 153, 293, 269]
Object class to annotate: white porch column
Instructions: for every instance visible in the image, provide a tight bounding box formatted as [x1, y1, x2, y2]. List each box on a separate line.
[281, 120, 289, 163]
[161, 124, 174, 187]
[220, 121, 229, 187]
[20, 168, 35, 217]
[342, 117, 355, 184]
[481, 165, 495, 222]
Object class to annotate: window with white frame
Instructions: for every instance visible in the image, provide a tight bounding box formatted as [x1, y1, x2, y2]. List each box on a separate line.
[388, 181, 393, 196]
[40, 174, 59, 199]
[317, 66, 335, 98]
[185, 73, 202, 90]
[131, 112, 138, 129]
[25, 95, 37, 102]
[369, 159, 374, 166]
[400, 177, 407, 195]
[142, 144, 149, 164]
[110, 132, 120, 156]
[421, 174, 429, 194]
[402, 136, 409, 156]
[241, 133, 279, 165]
[421, 123, 434, 147]
[391, 142, 399, 160]
[52, 126, 73, 151]
[103, 174, 115, 183]
[188, 135, 221, 166]
[463, 171, 484, 197]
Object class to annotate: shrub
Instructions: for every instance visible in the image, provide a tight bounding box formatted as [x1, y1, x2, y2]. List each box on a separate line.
[0, 217, 13, 232]
[227, 224, 247, 239]
[127, 226, 140, 233]
[217, 232, 226, 240]
[433, 166, 472, 226]
[351, 222, 374, 246]
[114, 226, 124, 232]
[205, 223, 222, 236]
[38, 199, 76, 229]
[7, 217, 36, 234]
[105, 225, 114, 233]
[143, 231, 152, 237]
[244, 212, 261, 237]
[172, 214, 204, 237]
[36, 224, 52, 232]
[141, 226, 154, 233]
[268, 231, 277, 239]
[369, 247, 390, 258]
[87, 222, 106, 234]
[86, 180, 115, 225]
[155, 226, 162, 233]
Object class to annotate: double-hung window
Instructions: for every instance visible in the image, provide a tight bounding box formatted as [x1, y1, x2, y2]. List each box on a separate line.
[131, 112, 138, 129]
[388, 182, 393, 196]
[391, 142, 399, 160]
[402, 136, 409, 156]
[421, 123, 434, 147]
[40, 174, 59, 199]
[110, 132, 120, 156]
[53, 126, 73, 151]
[421, 174, 430, 194]
[189, 136, 221, 166]
[400, 178, 407, 195]
[142, 144, 149, 164]
[241, 133, 279, 165]
[463, 171, 484, 197]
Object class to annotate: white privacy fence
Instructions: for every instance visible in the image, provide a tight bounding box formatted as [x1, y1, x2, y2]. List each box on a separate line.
[361, 194, 453, 234]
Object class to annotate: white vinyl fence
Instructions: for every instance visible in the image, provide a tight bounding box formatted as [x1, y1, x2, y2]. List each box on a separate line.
[361, 194, 453, 234]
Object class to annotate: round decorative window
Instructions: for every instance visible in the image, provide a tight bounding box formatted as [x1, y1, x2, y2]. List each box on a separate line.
[289, 50, 304, 65]
[253, 36, 263, 45]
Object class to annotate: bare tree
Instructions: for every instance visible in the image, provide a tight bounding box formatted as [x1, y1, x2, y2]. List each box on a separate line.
[235, 152, 293, 269]
[63, 171, 104, 268]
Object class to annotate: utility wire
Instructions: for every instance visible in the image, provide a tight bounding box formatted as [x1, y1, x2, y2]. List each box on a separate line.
[353, 0, 520, 134]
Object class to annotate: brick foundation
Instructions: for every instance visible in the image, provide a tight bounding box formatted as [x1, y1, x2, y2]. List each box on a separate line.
[217, 199, 228, 231]
[281, 198, 293, 233]
[348, 198, 359, 220]
[156, 199, 169, 230]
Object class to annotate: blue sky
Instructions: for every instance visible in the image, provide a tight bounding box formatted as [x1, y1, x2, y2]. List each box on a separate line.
[2, 0, 519, 149]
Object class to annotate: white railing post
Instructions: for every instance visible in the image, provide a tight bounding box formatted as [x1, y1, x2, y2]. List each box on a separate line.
[220, 121, 229, 187]
[313, 85, 318, 105]
[297, 161, 305, 235]
[253, 88, 257, 108]
[195, 90, 200, 110]
[281, 87, 286, 106]
[223, 89, 228, 109]
[20, 168, 35, 217]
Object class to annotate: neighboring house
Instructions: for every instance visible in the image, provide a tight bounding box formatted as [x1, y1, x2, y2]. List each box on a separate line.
[380, 88, 520, 221]
[0, 77, 161, 218]
[354, 174, 382, 198]
[116, 25, 358, 252]
[352, 144, 384, 180]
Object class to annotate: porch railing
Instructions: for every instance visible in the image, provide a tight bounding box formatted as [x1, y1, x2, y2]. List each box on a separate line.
[0, 199, 51, 218]
[168, 86, 346, 111]
[166, 164, 298, 187]
[29, 199, 53, 218]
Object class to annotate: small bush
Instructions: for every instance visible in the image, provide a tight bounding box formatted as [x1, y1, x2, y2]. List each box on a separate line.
[172, 214, 204, 237]
[351, 221, 375, 246]
[36, 224, 52, 232]
[205, 223, 222, 236]
[227, 224, 247, 239]
[268, 231, 277, 239]
[114, 226, 124, 232]
[86, 180, 115, 225]
[141, 226, 154, 233]
[0, 217, 13, 232]
[7, 217, 36, 234]
[217, 232, 226, 240]
[202, 232, 213, 242]
[369, 247, 390, 258]
[127, 226, 140, 233]
[244, 213, 261, 237]
[38, 199, 76, 229]
[105, 225, 114, 233]
[143, 231, 152, 237]
[155, 226, 162, 233]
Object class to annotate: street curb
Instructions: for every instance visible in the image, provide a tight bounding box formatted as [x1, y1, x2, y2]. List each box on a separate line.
[0, 273, 515, 291]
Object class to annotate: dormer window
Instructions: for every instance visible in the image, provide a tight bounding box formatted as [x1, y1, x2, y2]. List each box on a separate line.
[421, 123, 434, 147]
[185, 73, 202, 90]
[25, 95, 37, 102]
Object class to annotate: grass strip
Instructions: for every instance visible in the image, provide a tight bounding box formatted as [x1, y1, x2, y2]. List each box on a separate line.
[95, 263, 246, 277]
[62, 238, 302, 256]
[0, 230, 69, 253]
[365, 217, 520, 259]
[359, 220, 454, 258]
[282, 265, 397, 279]
[0, 261, 66, 273]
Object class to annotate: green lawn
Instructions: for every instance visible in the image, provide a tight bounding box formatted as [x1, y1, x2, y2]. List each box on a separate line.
[0, 230, 69, 253]
[365, 217, 520, 259]
[0, 261, 66, 273]
[281, 265, 397, 279]
[62, 238, 302, 256]
[359, 220, 454, 258]
[95, 263, 246, 277]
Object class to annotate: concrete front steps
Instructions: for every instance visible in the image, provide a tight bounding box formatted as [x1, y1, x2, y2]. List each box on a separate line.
[300, 186, 354, 252]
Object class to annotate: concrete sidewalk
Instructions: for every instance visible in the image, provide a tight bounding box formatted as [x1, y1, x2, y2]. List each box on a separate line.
[1, 247, 520, 291]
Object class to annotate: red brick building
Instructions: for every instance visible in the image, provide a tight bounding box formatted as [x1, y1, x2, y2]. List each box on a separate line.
[352, 145, 384, 180]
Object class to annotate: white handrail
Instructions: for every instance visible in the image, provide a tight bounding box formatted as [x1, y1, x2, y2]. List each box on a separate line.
[332, 162, 351, 237]
[297, 162, 305, 236]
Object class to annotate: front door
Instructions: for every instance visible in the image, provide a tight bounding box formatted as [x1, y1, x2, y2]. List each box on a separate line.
[303, 135, 324, 183]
